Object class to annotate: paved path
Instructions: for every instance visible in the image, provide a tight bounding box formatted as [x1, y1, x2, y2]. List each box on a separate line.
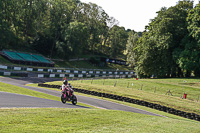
[0, 77, 164, 117]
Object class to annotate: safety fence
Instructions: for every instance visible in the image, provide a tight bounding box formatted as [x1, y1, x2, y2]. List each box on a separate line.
[0, 71, 28, 77]
[0, 64, 135, 78]
[37, 73, 133, 78]
[0, 64, 134, 74]
[38, 83, 200, 122]
[0, 71, 134, 79]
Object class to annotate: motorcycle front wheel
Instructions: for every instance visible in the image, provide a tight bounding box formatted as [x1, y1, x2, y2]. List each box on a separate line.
[61, 94, 67, 104]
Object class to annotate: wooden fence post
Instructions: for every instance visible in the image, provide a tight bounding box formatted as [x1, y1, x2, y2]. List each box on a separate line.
[127, 82, 129, 88]
[166, 89, 173, 96]
[114, 81, 117, 87]
[140, 84, 143, 90]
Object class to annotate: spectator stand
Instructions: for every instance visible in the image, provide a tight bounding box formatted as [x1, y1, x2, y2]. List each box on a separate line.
[0, 50, 54, 67]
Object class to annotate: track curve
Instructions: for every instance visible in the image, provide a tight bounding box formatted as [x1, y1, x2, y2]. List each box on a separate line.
[0, 77, 164, 117]
[0, 91, 86, 108]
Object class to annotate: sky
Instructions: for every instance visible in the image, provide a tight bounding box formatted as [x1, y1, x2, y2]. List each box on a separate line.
[81, 0, 199, 32]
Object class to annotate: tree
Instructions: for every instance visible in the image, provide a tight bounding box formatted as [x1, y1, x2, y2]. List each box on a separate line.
[180, 2, 200, 77]
[108, 25, 128, 58]
[135, 1, 194, 78]
[0, 0, 129, 61]
[187, 2, 200, 42]
[0, 0, 24, 50]
[55, 21, 89, 59]
[126, 31, 139, 67]
[76, 2, 109, 54]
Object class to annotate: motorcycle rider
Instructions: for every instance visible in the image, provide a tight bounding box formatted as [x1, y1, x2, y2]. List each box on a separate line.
[67, 83, 74, 96]
[60, 79, 77, 104]
[62, 79, 68, 92]
[62, 80, 71, 99]
[62, 79, 74, 100]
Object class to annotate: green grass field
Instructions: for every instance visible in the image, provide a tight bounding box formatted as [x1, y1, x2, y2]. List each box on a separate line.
[73, 78, 200, 100]
[47, 78, 200, 115]
[28, 82, 200, 121]
[0, 82, 59, 101]
[0, 108, 200, 133]
[1, 80, 200, 132]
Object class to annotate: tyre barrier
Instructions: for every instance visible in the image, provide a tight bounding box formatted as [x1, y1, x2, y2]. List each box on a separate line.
[38, 83, 200, 122]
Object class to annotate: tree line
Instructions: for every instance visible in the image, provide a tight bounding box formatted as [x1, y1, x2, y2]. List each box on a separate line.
[1, 0, 200, 78]
[0, 0, 131, 60]
[126, 0, 200, 78]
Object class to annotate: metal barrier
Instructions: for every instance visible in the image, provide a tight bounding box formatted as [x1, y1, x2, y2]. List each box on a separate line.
[0, 64, 135, 78]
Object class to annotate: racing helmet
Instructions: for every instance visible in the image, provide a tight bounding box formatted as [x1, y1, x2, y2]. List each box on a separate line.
[63, 80, 68, 85]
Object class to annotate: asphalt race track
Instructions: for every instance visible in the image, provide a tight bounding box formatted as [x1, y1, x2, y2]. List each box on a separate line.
[0, 91, 86, 108]
[0, 77, 164, 117]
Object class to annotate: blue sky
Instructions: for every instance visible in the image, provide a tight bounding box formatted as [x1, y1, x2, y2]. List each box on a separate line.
[81, 0, 199, 32]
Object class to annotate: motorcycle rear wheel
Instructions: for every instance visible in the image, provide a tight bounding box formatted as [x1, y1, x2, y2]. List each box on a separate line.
[72, 95, 77, 105]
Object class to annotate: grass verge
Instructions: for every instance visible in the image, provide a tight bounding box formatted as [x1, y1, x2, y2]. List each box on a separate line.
[0, 82, 59, 101]
[0, 108, 200, 133]
[45, 78, 200, 115]
[27, 83, 198, 122]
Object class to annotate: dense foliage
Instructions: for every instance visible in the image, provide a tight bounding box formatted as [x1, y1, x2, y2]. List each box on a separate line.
[0, 0, 130, 59]
[126, 0, 200, 77]
[1, 0, 200, 77]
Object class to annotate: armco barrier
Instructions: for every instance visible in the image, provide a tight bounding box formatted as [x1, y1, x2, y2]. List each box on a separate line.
[36, 73, 134, 78]
[38, 83, 200, 122]
[0, 65, 135, 77]
[0, 71, 28, 77]
[11, 72, 28, 77]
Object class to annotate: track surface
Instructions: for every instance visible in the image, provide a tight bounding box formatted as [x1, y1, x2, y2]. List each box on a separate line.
[0, 91, 86, 108]
[0, 77, 164, 117]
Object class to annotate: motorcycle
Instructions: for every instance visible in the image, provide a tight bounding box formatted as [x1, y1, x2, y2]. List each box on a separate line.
[61, 87, 77, 105]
